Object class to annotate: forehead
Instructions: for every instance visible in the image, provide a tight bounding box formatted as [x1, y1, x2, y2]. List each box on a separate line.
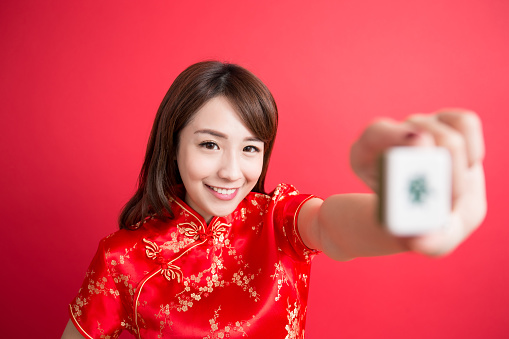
[185, 96, 255, 137]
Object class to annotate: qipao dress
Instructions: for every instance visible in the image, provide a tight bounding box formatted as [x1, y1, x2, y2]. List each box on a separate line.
[69, 183, 321, 339]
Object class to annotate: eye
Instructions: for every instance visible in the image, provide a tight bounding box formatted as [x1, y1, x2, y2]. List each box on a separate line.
[243, 145, 261, 153]
[200, 141, 219, 150]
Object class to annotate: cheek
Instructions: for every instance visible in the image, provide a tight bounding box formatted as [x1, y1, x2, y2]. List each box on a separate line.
[244, 156, 264, 182]
[179, 154, 214, 181]
[177, 147, 204, 179]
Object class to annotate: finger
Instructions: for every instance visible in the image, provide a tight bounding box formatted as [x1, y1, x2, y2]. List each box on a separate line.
[354, 118, 434, 151]
[435, 109, 485, 167]
[350, 118, 435, 191]
[406, 114, 468, 200]
[403, 212, 465, 256]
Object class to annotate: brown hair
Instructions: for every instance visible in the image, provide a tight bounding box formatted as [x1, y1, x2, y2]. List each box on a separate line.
[119, 61, 279, 229]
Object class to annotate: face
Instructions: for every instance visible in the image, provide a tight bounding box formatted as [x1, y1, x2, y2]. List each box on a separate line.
[176, 96, 264, 223]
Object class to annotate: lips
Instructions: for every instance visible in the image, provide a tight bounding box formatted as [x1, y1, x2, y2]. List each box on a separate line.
[206, 185, 239, 200]
[209, 186, 236, 195]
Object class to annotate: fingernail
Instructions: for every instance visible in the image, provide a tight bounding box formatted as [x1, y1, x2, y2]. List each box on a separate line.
[405, 132, 420, 140]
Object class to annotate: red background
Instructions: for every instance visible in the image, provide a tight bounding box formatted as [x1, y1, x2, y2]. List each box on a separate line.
[1, 0, 508, 338]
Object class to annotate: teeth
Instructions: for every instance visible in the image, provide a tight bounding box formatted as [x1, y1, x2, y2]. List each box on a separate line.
[210, 186, 236, 195]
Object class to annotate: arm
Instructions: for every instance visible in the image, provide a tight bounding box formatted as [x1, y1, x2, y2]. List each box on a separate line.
[299, 194, 406, 261]
[61, 319, 86, 339]
[298, 109, 486, 261]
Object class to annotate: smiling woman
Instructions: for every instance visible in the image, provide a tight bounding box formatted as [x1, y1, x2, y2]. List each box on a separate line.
[62, 61, 486, 339]
[64, 61, 322, 338]
[117, 61, 278, 230]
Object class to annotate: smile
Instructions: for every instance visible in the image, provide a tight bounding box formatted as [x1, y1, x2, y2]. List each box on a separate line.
[206, 185, 239, 200]
[208, 185, 237, 195]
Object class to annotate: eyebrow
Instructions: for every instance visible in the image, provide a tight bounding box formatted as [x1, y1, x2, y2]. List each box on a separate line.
[194, 129, 263, 143]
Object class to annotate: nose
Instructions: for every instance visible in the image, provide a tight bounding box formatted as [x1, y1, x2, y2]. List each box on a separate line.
[218, 151, 242, 181]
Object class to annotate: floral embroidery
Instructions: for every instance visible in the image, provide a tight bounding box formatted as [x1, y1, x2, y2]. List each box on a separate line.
[120, 318, 136, 334]
[113, 274, 135, 296]
[232, 268, 261, 302]
[203, 306, 251, 338]
[72, 296, 87, 317]
[96, 321, 117, 339]
[156, 304, 173, 337]
[159, 229, 196, 253]
[87, 276, 120, 297]
[285, 298, 304, 339]
[271, 261, 289, 301]
[247, 198, 269, 232]
[173, 256, 227, 312]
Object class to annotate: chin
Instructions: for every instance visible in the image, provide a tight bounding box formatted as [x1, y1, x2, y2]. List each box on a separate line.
[211, 204, 239, 217]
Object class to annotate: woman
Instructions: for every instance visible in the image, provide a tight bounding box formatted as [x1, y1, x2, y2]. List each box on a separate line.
[62, 61, 486, 338]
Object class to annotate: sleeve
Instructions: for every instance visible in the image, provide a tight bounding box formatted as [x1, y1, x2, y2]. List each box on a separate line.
[69, 238, 126, 339]
[272, 183, 322, 261]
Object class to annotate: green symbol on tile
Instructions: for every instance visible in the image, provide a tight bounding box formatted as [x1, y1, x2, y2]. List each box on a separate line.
[409, 176, 428, 203]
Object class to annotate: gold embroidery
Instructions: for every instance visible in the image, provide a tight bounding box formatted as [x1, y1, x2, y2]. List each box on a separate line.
[113, 274, 135, 296]
[240, 207, 247, 221]
[161, 263, 183, 283]
[142, 219, 232, 287]
[247, 196, 269, 232]
[132, 215, 156, 229]
[271, 261, 289, 302]
[158, 230, 195, 254]
[232, 268, 261, 302]
[96, 320, 120, 339]
[174, 280, 196, 312]
[72, 296, 87, 317]
[178, 222, 202, 240]
[106, 245, 135, 288]
[120, 317, 136, 333]
[69, 304, 94, 339]
[172, 255, 227, 313]
[139, 221, 229, 312]
[299, 273, 309, 288]
[86, 276, 120, 297]
[156, 304, 173, 336]
[203, 306, 251, 339]
[272, 184, 283, 201]
[143, 238, 160, 259]
[285, 298, 304, 339]
[208, 221, 230, 243]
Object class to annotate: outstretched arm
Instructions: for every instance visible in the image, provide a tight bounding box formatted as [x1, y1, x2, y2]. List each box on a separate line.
[61, 319, 86, 339]
[298, 109, 486, 261]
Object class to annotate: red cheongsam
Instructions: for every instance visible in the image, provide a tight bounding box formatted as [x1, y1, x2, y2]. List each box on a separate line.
[69, 183, 321, 338]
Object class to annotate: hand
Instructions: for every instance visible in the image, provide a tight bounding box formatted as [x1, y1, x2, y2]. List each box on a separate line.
[350, 109, 486, 256]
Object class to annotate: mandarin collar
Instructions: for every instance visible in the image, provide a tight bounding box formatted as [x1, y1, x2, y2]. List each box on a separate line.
[169, 185, 239, 227]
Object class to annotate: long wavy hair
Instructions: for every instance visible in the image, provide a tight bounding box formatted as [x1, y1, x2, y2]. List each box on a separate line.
[119, 61, 279, 229]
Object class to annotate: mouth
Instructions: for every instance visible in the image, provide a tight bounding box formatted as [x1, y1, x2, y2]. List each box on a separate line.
[206, 185, 239, 200]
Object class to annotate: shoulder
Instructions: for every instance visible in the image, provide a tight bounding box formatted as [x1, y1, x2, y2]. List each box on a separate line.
[99, 217, 174, 255]
[241, 183, 300, 210]
[268, 183, 320, 221]
[269, 183, 301, 201]
[246, 183, 300, 202]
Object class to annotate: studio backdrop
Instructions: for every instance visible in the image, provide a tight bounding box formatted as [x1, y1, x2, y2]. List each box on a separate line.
[1, 0, 508, 338]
